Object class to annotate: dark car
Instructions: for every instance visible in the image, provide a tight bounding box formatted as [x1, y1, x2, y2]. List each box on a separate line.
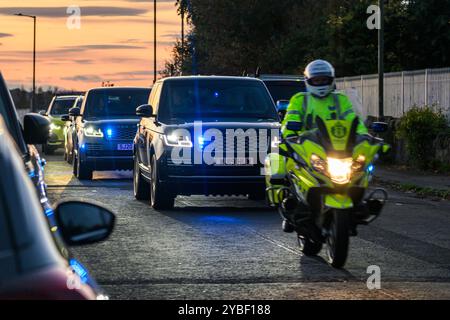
[0, 116, 115, 299]
[69, 87, 151, 180]
[258, 75, 307, 120]
[133, 76, 281, 210]
[63, 96, 83, 164]
[0, 72, 52, 214]
[39, 95, 81, 155]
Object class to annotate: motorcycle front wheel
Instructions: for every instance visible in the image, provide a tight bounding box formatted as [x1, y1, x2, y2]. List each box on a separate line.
[298, 235, 322, 256]
[326, 210, 350, 268]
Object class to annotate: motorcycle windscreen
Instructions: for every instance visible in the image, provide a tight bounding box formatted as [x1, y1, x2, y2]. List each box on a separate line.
[315, 116, 359, 155]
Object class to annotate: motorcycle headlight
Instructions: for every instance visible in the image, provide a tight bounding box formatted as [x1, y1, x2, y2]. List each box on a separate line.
[327, 157, 353, 185]
[310, 154, 327, 175]
[352, 155, 366, 172]
[84, 126, 104, 138]
[163, 134, 193, 148]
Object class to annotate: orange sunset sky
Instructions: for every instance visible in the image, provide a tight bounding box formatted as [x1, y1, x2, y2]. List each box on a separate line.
[0, 0, 182, 91]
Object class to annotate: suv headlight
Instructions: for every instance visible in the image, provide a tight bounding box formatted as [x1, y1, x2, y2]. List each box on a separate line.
[327, 157, 353, 185]
[50, 123, 61, 131]
[163, 134, 193, 147]
[84, 126, 104, 138]
[271, 135, 281, 148]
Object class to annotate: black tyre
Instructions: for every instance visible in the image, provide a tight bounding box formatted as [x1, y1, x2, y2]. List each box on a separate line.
[134, 155, 150, 200]
[76, 151, 93, 180]
[67, 150, 74, 164]
[150, 155, 174, 210]
[72, 152, 78, 176]
[298, 235, 323, 256]
[326, 210, 350, 268]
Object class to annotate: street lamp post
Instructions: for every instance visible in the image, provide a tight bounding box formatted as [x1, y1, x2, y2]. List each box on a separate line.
[15, 13, 37, 112]
[378, 0, 384, 119]
[153, 0, 157, 84]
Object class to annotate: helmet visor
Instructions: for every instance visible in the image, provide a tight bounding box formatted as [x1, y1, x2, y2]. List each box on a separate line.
[307, 76, 334, 87]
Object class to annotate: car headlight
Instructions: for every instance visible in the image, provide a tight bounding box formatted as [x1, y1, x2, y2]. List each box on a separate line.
[327, 157, 353, 185]
[84, 126, 104, 138]
[163, 134, 193, 147]
[271, 135, 281, 148]
[50, 123, 61, 131]
[352, 155, 366, 172]
[310, 154, 327, 175]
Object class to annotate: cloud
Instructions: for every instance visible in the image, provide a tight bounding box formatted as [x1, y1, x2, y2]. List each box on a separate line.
[61, 75, 102, 82]
[60, 44, 147, 51]
[0, 33, 13, 38]
[0, 7, 148, 18]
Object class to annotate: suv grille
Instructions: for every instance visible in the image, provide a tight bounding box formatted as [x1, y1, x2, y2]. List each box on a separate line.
[107, 125, 137, 140]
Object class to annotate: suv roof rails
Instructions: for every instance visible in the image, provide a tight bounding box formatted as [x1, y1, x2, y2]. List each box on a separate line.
[258, 74, 305, 81]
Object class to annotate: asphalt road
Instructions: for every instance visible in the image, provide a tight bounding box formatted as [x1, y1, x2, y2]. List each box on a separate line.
[44, 151, 450, 300]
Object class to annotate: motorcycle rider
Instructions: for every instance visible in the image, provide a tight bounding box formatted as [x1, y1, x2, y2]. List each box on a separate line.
[275, 59, 369, 231]
[282, 59, 368, 138]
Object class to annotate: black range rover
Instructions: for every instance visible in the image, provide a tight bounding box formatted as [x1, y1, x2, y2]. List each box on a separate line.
[70, 87, 151, 180]
[133, 76, 281, 209]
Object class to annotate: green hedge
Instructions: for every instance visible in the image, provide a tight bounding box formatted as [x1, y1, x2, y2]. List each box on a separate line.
[397, 105, 449, 170]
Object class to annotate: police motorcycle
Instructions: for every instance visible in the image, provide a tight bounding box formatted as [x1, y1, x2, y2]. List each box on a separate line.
[265, 116, 390, 268]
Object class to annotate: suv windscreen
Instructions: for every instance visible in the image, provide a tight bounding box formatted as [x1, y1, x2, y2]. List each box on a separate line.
[50, 98, 77, 116]
[83, 89, 150, 120]
[158, 79, 278, 123]
[264, 80, 306, 102]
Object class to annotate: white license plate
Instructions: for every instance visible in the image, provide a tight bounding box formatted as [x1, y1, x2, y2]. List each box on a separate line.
[215, 157, 255, 166]
[117, 144, 133, 151]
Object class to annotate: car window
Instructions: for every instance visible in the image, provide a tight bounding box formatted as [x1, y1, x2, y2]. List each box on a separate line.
[50, 98, 77, 116]
[264, 80, 307, 102]
[84, 89, 150, 120]
[151, 84, 162, 114]
[0, 75, 27, 155]
[158, 79, 278, 123]
[76, 97, 83, 108]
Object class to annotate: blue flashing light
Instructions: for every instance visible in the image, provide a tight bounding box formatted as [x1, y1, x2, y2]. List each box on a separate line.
[81, 144, 86, 151]
[198, 136, 205, 147]
[69, 259, 89, 284]
[368, 164, 375, 173]
[45, 207, 54, 217]
[106, 128, 113, 138]
[214, 92, 220, 98]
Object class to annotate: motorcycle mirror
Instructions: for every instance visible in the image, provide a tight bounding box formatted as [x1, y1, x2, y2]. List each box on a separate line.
[286, 121, 303, 132]
[371, 122, 388, 133]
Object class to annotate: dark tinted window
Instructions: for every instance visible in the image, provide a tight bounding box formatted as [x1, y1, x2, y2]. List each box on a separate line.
[84, 88, 150, 119]
[50, 98, 76, 116]
[264, 80, 307, 102]
[0, 85, 13, 131]
[159, 79, 278, 123]
[76, 97, 83, 108]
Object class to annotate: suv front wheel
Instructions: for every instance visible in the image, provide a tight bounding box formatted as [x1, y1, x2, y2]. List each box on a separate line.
[150, 155, 174, 210]
[74, 149, 93, 180]
[134, 155, 150, 200]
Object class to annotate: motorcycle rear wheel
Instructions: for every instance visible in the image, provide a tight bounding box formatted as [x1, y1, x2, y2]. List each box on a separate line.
[326, 210, 350, 268]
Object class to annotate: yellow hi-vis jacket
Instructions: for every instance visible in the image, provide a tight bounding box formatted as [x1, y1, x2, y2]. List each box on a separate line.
[281, 91, 368, 138]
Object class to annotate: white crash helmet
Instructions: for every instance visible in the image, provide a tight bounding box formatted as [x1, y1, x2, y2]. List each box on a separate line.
[304, 59, 336, 98]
